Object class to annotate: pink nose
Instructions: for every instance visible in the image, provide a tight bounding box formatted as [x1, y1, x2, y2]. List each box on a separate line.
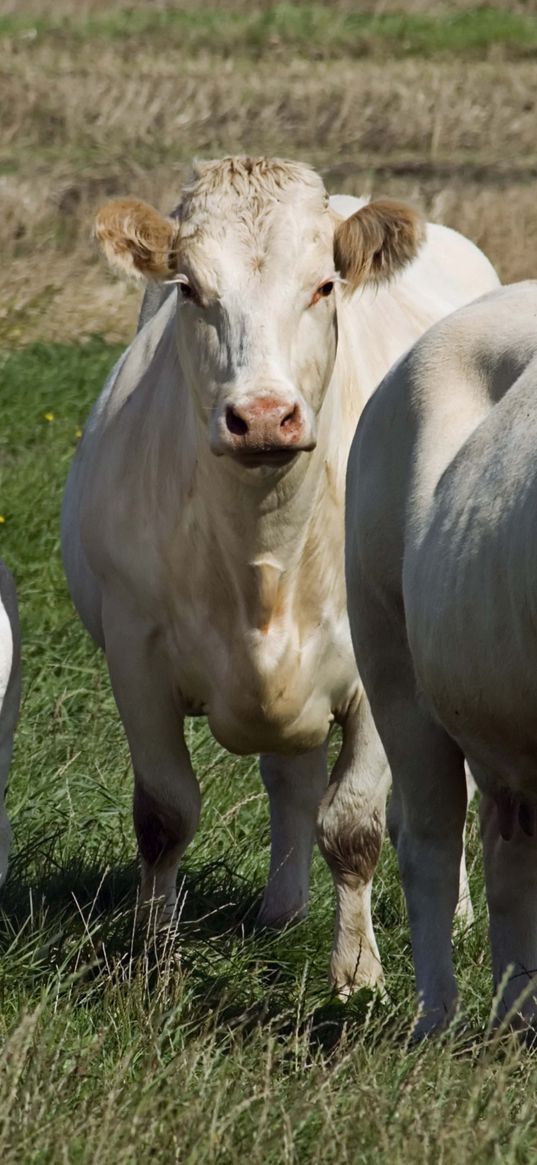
[225, 396, 304, 450]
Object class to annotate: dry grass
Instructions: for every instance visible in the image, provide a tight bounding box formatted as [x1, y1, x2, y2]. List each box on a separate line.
[2, 6, 537, 344]
[3, 0, 536, 14]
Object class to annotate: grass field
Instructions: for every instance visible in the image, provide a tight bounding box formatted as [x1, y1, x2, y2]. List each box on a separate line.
[3, 2, 537, 1161]
[3, 341, 537, 1163]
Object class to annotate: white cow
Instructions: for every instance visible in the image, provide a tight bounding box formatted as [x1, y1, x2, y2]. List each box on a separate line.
[61, 156, 498, 995]
[346, 280, 537, 1034]
[0, 561, 20, 884]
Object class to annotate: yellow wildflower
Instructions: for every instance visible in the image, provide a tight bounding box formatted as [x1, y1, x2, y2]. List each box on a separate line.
[0, 515, 5, 524]
[75, 427, 82, 440]
[43, 411, 55, 422]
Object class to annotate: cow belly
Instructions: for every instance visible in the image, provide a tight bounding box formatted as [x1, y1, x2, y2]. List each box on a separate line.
[426, 669, 537, 796]
[407, 548, 537, 792]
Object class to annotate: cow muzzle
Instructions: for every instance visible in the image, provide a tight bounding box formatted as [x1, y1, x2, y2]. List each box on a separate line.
[214, 395, 315, 464]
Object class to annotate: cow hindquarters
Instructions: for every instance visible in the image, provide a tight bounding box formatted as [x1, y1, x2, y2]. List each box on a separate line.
[317, 695, 389, 997]
[480, 791, 537, 1034]
[257, 743, 328, 928]
[103, 600, 201, 921]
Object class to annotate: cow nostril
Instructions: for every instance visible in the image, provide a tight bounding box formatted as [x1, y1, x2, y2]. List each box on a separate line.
[280, 405, 300, 431]
[226, 406, 248, 436]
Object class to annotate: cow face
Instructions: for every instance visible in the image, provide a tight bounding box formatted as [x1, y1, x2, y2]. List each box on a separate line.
[96, 159, 424, 469]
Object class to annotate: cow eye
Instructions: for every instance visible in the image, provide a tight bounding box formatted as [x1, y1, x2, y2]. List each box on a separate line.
[178, 281, 200, 305]
[310, 280, 335, 306]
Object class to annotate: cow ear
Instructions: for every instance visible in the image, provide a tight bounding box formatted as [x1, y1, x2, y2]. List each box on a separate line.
[94, 198, 179, 281]
[333, 198, 425, 293]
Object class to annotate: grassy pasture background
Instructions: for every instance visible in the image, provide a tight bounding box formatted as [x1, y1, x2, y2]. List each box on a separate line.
[2, 2, 537, 1161]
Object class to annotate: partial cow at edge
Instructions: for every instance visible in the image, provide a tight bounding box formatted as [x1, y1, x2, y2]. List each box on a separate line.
[346, 280, 537, 1036]
[0, 561, 21, 885]
[61, 156, 498, 997]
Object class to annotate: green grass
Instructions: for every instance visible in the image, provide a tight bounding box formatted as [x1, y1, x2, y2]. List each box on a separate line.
[2, 5, 537, 60]
[2, 339, 537, 1161]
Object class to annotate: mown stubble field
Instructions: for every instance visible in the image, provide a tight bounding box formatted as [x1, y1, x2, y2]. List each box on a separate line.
[2, 3, 537, 1162]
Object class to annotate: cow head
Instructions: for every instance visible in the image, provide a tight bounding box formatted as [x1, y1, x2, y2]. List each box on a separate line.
[96, 158, 424, 469]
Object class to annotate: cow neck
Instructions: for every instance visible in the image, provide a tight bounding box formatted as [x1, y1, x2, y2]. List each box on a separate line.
[200, 438, 335, 633]
[189, 372, 344, 637]
[196, 438, 326, 566]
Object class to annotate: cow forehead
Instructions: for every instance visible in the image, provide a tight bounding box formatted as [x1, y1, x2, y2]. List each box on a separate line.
[175, 156, 333, 285]
[177, 156, 329, 223]
[184, 209, 331, 276]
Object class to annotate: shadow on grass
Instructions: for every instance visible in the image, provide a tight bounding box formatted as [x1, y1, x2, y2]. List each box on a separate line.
[0, 842, 380, 1055]
[0, 843, 261, 949]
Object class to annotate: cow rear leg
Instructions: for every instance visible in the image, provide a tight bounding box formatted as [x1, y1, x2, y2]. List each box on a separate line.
[257, 744, 328, 928]
[349, 585, 467, 1034]
[382, 700, 467, 1037]
[388, 765, 475, 931]
[454, 766, 477, 928]
[480, 791, 537, 1033]
[103, 607, 201, 922]
[317, 695, 389, 997]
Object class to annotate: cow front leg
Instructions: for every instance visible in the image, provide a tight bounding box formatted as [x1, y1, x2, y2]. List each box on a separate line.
[480, 791, 537, 1034]
[317, 695, 389, 997]
[103, 604, 201, 922]
[257, 743, 328, 928]
[133, 742, 200, 920]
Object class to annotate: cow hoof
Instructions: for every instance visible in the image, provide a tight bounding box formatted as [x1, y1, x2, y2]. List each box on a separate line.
[411, 1001, 459, 1043]
[490, 1010, 537, 1049]
[330, 952, 385, 1001]
[333, 980, 387, 1005]
[411, 1019, 446, 1044]
[139, 893, 178, 931]
[254, 901, 308, 931]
